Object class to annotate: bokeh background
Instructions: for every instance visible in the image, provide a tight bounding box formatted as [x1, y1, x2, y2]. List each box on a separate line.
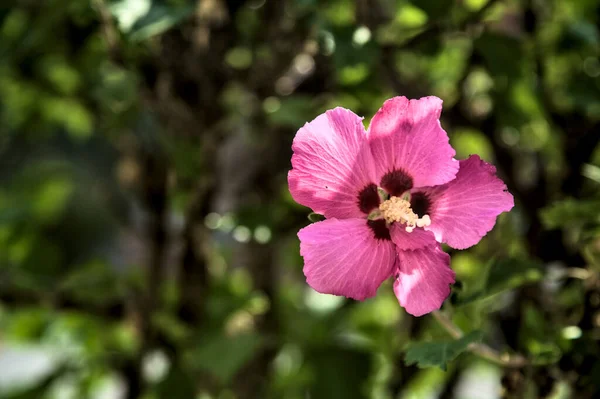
[1, 0, 600, 398]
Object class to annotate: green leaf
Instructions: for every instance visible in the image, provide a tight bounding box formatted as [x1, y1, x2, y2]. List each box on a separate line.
[411, 0, 454, 19]
[58, 259, 124, 305]
[188, 333, 263, 383]
[474, 32, 523, 79]
[0, 205, 29, 225]
[454, 257, 544, 306]
[308, 212, 325, 223]
[308, 346, 371, 399]
[267, 95, 315, 128]
[522, 302, 562, 365]
[405, 330, 483, 371]
[565, 21, 600, 48]
[156, 365, 196, 399]
[540, 198, 600, 229]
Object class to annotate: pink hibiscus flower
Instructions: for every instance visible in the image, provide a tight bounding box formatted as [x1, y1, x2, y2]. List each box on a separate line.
[288, 96, 514, 316]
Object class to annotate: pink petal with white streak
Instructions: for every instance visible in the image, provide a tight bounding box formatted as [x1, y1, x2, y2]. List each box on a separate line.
[394, 245, 455, 317]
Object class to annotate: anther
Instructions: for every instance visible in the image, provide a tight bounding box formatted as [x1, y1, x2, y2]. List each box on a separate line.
[379, 196, 431, 232]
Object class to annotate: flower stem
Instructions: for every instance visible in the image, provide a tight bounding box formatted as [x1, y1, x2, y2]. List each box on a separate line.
[431, 310, 528, 368]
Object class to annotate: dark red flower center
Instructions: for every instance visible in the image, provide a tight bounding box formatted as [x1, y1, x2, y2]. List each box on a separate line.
[410, 192, 431, 217]
[357, 170, 424, 241]
[357, 183, 380, 213]
[367, 219, 391, 241]
[380, 169, 413, 196]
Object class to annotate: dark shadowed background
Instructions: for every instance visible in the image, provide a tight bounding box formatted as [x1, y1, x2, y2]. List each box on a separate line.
[1, 0, 600, 398]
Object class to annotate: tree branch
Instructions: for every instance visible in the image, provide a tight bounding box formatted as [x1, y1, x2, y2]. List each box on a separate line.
[432, 311, 529, 368]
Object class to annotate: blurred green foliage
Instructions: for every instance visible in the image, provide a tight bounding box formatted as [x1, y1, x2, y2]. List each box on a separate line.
[0, 0, 600, 398]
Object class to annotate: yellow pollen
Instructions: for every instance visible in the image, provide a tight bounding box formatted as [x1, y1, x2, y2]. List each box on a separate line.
[379, 196, 431, 233]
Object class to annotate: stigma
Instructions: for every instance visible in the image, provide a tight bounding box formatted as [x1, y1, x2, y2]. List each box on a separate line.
[379, 196, 431, 233]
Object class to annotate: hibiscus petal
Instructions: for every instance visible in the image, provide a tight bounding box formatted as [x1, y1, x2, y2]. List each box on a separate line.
[394, 245, 455, 317]
[367, 96, 458, 189]
[289, 107, 379, 219]
[299, 218, 396, 301]
[421, 155, 514, 250]
[390, 224, 437, 251]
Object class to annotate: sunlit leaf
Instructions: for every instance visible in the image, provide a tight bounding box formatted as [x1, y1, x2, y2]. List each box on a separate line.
[32, 178, 74, 223]
[395, 4, 428, 28]
[339, 64, 370, 85]
[450, 128, 494, 161]
[323, 0, 355, 26]
[109, 0, 152, 32]
[110, 0, 194, 41]
[0, 357, 65, 399]
[464, 0, 489, 11]
[225, 47, 253, 70]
